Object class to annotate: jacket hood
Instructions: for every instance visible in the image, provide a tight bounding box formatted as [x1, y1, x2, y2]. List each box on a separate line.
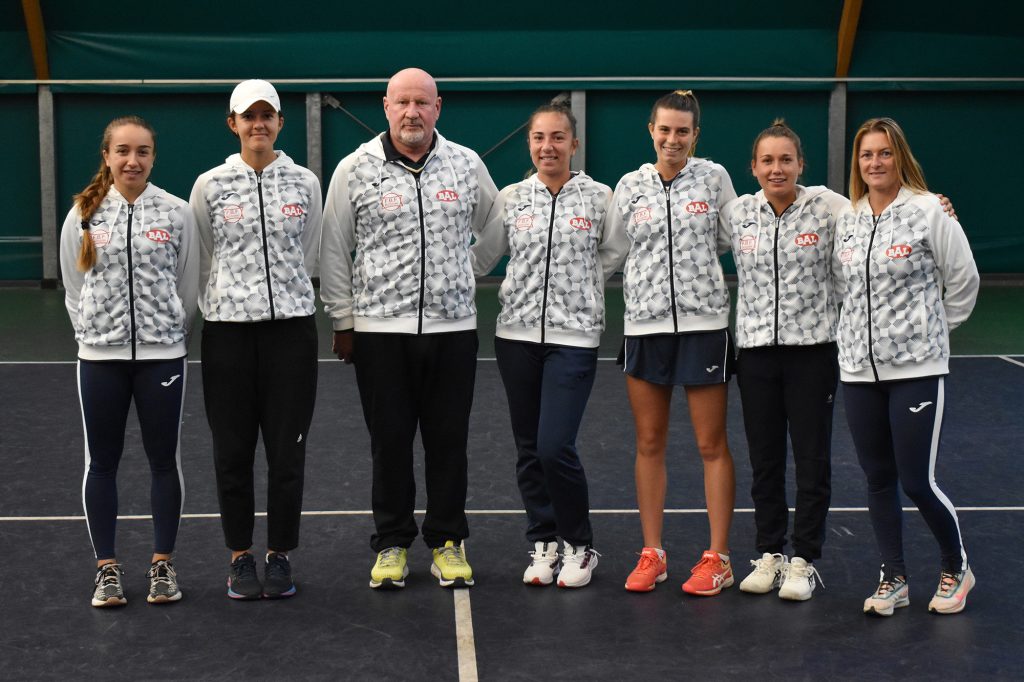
[106, 182, 163, 205]
[754, 184, 831, 212]
[224, 151, 295, 172]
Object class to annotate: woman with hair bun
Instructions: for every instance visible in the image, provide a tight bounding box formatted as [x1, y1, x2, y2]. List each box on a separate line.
[719, 119, 847, 601]
[60, 115, 198, 607]
[606, 90, 739, 596]
[473, 102, 627, 588]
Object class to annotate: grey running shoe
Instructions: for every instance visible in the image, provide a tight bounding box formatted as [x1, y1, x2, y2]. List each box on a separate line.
[146, 559, 182, 604]
[928, 566, 975, 614]
[92, 563, 127, 608]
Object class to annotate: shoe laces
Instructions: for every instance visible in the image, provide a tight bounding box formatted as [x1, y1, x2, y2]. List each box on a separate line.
[749, 553, 783, 575]
[690, 553, 722, 577]
[265, 553, 290, 581]
[936, 570, 962, 596]
[437, 544, 467, 567]
[96, 563, 123, 587]
[563, 546, 600, 567]
[232, 553, 258, 581]
[874, 577, 905, 598]
[635, 550, 663, 572]
[147, 560, 176, 585]
[782, 561, 824, 588]
[377, 547, 404, 568]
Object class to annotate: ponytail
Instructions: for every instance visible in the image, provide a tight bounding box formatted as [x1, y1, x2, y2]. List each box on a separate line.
[73, 164, 114, 272]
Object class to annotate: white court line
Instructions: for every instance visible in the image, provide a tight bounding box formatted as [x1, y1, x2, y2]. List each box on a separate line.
[4, 506, 1023, 522]
[3, 354, 1021, 366]
[454, 590, 478, 682]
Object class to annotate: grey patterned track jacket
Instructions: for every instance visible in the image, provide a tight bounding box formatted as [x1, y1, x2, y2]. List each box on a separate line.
[320, 132, 499, 334]
[606, 159, 737, 336]
[471, 173, 628, 348]
[60, 183, 199, 361]
[833, 187, 979, 383]
[190, 151, 322, 323]
[720, 185, 849, 349]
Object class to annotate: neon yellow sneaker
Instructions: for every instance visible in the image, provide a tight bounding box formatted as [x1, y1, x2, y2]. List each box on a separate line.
[370, 547, 408, 589]
[430, 540, 475, 588]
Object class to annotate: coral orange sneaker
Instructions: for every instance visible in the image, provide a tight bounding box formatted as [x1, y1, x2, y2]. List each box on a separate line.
[682, 550, 734, 596]
[624, 547, 668, 592]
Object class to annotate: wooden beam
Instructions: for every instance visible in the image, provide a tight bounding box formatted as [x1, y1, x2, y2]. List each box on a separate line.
[21, 0, 50, 81]
[835, 0, 863, 78]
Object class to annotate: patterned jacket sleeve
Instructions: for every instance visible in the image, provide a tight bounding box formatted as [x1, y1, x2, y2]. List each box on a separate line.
[319, 155, 359, 331]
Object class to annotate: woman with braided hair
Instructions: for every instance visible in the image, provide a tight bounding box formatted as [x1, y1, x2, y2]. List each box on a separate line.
[60, 115, 198, 607]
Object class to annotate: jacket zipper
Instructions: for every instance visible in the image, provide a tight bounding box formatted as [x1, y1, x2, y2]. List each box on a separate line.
[126, 204, 138, 360]
[256, 172, 276, 321]
[540, 189, 559, 345]
[664, 184, 679, 333]
[415, 174, 426, 335]
[866, 214, 881, 382]
[771, 203, 795, 346]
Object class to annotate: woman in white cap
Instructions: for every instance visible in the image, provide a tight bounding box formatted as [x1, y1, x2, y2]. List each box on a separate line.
[190, 79, 322, 600]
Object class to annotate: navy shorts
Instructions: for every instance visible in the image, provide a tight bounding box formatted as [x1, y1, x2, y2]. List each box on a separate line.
[619, 329, 735, 386]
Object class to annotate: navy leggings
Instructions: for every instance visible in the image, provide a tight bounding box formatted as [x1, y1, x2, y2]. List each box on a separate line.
[495, 338, 597, 546]
[78, 357, 186, 560]
[843, 376, 967, 578]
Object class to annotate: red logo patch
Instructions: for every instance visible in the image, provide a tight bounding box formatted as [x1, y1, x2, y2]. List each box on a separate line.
[886, 244, 912, 259]
[569, 216, 592, 230]
[739, 235, 757, 254]
[381, 192, 403, 211]
[436, 189, 459, 202]
[90, 229, 110, 247]
[145, 229, 171, 243]
[515, 214, 534, 230]
[795, 233, 819, 247]
[223, 205, 243, 223]
[281, 203, 304, 218]
[839, 248, 854, 264]
[633, 207, 652, 225]
[685, 201, 710, 215]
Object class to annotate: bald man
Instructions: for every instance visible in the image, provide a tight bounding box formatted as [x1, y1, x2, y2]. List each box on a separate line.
[321, 68, 499, 589]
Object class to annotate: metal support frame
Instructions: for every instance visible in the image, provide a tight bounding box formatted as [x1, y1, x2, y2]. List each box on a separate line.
[306, 92, 323, 184]
[570, 90, 587, 172]
[38, 85, 58, 287]
[827, 83, 847, 195]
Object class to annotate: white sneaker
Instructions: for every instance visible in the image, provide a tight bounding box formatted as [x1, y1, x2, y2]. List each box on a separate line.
[863, 574, 910, 616]
[557, 544, 599, 588]
[523, 541, 560, 586]
[928, 566, 975, 615]
[739, 553, 787, 594]
[778, 557, 822, 601]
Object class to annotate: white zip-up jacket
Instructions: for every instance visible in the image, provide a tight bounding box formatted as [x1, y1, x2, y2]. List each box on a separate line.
[833, 187, 979, 382]
[471, 172, 628, 348]
[190, 151, 322, 322]
[606, 159, 737, 336]
[60, 183, 199, 361]
[720, 185, 849, 348]
[320, 132, 499, 334]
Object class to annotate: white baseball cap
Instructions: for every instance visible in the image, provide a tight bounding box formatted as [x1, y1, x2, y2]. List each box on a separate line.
[229, 79, 281, 114]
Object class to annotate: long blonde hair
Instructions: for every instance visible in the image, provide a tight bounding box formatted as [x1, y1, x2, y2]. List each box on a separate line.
[73, 116, 156, 271]
[848, 117, 927, 205]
